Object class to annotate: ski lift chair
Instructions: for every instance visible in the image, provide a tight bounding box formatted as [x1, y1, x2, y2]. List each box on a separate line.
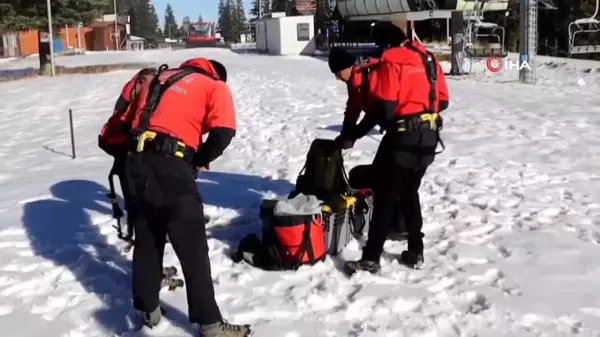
[568, 0, 600, 55]
[464, 21, 507, 58]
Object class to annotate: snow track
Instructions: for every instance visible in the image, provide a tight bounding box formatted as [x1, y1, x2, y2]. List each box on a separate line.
[0, 49, 599, 336]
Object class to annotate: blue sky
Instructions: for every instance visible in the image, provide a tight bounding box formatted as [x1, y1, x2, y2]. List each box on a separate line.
[151, 0, 252, 26]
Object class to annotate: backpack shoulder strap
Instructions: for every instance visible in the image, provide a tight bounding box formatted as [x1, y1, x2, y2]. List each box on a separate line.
[134, 64, 216, 135]
[403, 42, 437, 114]
[360, 62, 379, 105]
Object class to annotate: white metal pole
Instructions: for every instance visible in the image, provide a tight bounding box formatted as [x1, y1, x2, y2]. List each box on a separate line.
[114, 0, 119, 50]
[65, 24, 70, 48]
[77, 23, 82, 49]
[46, 0, 56, 76]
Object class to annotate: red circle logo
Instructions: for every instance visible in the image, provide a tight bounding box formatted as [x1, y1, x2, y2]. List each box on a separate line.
[486, 56, 503, 72]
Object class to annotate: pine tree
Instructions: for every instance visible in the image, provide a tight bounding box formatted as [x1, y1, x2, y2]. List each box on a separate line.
[270, 0, 287, 14]
[261, 0, 271, 16]
[217, 0, 232, 41]
[234, 0, 248, 38]
[163, 3, 178, 39]
[131, 0, 160, 40]
[180, 16, 191, 37]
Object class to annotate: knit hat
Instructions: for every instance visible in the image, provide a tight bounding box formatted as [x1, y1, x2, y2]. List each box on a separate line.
[328, 47, 356, 73]
[209, 60, 227, 82]
[372, 21, 408, 48]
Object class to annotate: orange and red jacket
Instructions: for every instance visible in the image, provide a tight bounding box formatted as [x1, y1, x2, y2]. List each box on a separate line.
[352, 41, 449, 139]
[340, 56, 380, 139]
[129, 58, 236, 167]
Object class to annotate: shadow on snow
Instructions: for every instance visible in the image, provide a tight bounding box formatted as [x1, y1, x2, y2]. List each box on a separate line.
[20, 179, 195, 335]
[196, 170, 295, 255]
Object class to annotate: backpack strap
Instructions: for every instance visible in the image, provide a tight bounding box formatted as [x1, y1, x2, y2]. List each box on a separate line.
[133, 64, 216, 136]
[359, 62, 384, 134]
[403, 42, 437, 115]
[107, 164, 130, 242]
[403, 42, 446, 154]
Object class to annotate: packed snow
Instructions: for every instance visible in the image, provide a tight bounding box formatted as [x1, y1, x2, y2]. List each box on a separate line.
[1, 48, 600, 337]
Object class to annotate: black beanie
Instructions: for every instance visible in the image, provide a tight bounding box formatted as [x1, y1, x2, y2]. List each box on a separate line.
[328, 47, 356, 73]
[372, 21, 408, 48]
[209, 60, 227, 82]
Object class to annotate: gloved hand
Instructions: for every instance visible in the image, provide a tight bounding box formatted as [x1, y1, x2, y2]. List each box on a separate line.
[196, 163, 210, 171]
[334, 135, 355, 149]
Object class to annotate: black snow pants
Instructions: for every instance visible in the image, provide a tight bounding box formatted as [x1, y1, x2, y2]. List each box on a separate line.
[127, 151, 222, 325]
[361, 118, 439, 262]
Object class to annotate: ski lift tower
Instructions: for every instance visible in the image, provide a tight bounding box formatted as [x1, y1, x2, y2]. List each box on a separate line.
[519, 0, 537, 84]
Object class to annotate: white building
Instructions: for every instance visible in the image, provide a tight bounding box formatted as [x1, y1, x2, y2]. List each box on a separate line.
[255, 13, 316, 56]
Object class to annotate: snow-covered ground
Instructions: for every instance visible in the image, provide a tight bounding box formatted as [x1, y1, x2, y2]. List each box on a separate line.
[1, 48, 600, 336]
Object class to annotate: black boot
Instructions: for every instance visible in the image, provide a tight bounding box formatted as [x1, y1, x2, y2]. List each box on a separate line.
[398, 250, 424, 269]
[343, 259, 381, 276]
[141, 306, 162, 328]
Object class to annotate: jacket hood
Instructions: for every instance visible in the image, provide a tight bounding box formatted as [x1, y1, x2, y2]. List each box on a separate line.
[179, 58, 226, 81]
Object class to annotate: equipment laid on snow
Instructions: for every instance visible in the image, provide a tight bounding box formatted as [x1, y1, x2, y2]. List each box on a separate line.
[291, 138, 350, 212]
[161, 266, 184, 291]
[568, 0, 600, 55]
[233, 194, 326, 270]
[232, 138, 378, 269]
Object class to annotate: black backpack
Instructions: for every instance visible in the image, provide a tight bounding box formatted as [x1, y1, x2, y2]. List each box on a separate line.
[291, 139, 349, 212]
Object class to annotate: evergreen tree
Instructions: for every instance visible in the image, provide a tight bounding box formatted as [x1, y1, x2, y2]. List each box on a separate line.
[261, 0, 271, 16]
[234, 0, 248, 38]
[163, 3, 178, 39]
[270, 0, 287, 14]
[130, 0, 160, 40]
[180, 15, 191, 37]
[217, 0, 232, 41]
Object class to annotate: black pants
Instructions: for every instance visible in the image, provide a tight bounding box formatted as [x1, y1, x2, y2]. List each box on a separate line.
[112, 154, 137, 235]
[361, 126, 437, 262]
[127, 152, 222, 325]
[348, 165, 406, 234]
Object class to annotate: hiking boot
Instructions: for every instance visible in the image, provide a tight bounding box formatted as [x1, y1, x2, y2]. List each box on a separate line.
[199, 321, 252, 337]
[398, 250, 424, 269]
[141, 306, 162, 328]
[343, 259, 381, 276]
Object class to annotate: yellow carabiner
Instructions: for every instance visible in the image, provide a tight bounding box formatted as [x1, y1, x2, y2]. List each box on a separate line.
[136, 130, 157, 152]
[420, 113, 438, 130]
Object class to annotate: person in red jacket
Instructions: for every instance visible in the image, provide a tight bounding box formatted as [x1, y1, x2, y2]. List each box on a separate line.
[327, 47, 408, 240]
[125, 58, 251, 337]
[342, 21, 449, 275]
[327, 47, 379, 149]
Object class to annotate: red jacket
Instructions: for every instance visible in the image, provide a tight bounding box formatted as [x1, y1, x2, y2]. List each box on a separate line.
[340, 57, 379, 138]
[351, 41, 449, 140]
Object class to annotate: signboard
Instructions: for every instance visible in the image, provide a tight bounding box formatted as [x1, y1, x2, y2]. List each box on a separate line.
[297, 23, 310, 41]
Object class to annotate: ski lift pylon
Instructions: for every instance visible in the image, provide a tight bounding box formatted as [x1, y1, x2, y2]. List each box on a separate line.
[568, 0, 600, 55]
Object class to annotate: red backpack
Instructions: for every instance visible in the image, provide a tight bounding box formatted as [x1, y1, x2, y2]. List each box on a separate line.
[98, 67, 158, 156]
